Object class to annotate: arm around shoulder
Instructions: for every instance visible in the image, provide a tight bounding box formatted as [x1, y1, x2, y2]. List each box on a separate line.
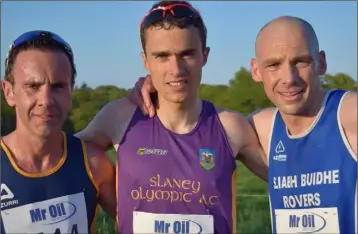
[75, 97, 137, 151]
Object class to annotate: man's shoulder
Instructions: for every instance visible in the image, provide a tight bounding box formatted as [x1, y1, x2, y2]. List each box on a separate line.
[214, 106, 277, 142]
[80, 140, 114, 191]
[214, 105, 246, 125]
[213, 106, 249, 153]
[339, 90, 357, 130]
[82, 141, 114, 174]
[213, 105, 276, 126]
[340, 90, 357, 108]
[248, 107, 276, 120]
[246, 107, 276, 133]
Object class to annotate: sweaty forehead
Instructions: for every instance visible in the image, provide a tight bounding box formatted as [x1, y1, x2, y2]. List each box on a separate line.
[144, 26, 202, 53]
[12, 49, 71, 84]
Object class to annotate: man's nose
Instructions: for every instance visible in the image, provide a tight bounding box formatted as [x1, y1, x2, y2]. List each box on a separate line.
[281, 63, 300, 85]
[37, 85, 55, 107]
[168, 56, 186, 77]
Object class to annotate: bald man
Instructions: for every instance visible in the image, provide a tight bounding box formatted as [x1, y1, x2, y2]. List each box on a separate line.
[131, 16, 357, 233]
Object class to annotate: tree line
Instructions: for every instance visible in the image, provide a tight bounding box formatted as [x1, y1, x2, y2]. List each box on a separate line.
[1, 67, 357, 136]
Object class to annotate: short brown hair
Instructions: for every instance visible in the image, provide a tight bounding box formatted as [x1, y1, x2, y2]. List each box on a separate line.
[4, 38, 77, 86]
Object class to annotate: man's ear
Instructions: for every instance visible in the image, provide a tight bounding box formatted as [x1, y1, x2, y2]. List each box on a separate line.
[202, 47, 210, 67]
[2, 80, 16, 107]
[317, 50, 327, 76]
[250, 58, 263, 83]
[141, 52, 150, 72]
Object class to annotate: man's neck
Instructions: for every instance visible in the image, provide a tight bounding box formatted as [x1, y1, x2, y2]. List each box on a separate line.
[156, 97, 202, 134]
[281, 89, 326, 135]
[11, 128, 64, 162]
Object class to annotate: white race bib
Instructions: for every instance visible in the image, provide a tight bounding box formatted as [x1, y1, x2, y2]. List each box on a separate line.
[275, 207, 340, 233]
[1, 192, 88, 234]
[133, 211, 214, 234]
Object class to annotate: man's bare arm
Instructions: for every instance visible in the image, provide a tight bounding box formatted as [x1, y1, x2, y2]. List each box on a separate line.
[217, 108, 268, 181]
[75, 97, 136, 151]
[84, 141, 117, 220]
[236, 114, 268, 181]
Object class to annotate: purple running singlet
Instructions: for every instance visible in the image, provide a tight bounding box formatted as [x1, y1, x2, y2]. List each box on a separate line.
[117, 100, 238, 234]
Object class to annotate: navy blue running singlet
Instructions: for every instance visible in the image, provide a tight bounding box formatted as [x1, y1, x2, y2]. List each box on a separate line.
[0, 133, 99, 234]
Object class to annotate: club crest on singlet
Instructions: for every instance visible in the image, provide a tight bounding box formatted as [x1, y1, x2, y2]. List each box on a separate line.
[198, 148, 216, 171]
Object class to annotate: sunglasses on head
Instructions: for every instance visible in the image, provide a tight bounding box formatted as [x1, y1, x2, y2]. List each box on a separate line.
[139, 3, 202, 33]
[6, 30, 74, 68]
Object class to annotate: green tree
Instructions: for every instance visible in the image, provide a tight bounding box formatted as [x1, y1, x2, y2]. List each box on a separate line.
[198, 84, 230, 107]
[69, 83, 129, 132]
[226, 67, 273, 115]
[322, 73, 357, 91]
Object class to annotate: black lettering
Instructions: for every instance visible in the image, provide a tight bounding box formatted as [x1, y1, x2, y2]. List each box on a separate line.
[71, 224, 78, 234]
[37, 224, 78, 234]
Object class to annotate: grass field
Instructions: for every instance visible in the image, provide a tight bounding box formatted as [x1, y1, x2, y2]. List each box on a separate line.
[95, 151, 272, 233]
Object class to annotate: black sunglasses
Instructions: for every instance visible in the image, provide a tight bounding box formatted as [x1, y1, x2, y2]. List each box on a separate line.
[140, 3, 202, 33]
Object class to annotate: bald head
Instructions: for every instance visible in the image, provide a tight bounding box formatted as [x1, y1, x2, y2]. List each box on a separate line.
[255, 16, 320, 59]
[250, 15, 327, 116]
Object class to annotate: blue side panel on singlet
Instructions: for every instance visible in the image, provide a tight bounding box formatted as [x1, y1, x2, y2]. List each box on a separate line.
[268, 89, 357, 233]
[0, 134, 98, 234]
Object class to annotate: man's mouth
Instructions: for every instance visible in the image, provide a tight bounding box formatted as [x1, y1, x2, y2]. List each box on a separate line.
[167, 80, 188, 87]
[279, 91, 303, 96]
[278, 90, 304, 101]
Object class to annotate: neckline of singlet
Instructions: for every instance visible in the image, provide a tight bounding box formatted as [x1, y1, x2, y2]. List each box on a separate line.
[0, 132, 68, 178]
[283, 89, 333, 139]
[153, 100, 208, 136]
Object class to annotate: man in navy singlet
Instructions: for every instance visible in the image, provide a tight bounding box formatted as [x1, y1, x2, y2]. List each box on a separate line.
[76, 1, 268, 233]
[136, 16, 357, 233]
[1, 31, 116, 234]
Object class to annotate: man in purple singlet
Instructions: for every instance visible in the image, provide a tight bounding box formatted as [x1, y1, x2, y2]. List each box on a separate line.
[76, 1, 268, 233]
[133, 15, 358, 234]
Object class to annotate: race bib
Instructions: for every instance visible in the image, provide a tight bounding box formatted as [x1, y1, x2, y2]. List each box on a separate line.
[275, 207, 339, 233]
[1, 192, 88, 234]
[133, 211, 214, 234]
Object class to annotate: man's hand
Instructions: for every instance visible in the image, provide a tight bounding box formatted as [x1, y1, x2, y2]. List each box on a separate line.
[127, 75, 157, 117]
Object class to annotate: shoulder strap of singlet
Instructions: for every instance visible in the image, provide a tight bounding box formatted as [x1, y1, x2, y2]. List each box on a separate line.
[66, 134, 100, 195]
[274, 89, 347, 126]
[201, 100, 217, 120]
[201, 100, 235, 157]
[119, 107, 148, 145]
[321, 89, 347, 114]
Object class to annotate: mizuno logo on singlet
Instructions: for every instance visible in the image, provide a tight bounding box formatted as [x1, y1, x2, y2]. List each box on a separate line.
[1, 183, 19, 208]
[273, 141, 287, 162]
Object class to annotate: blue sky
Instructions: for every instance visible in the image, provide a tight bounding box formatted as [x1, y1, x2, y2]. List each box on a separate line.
[1, 1, 357, 89]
